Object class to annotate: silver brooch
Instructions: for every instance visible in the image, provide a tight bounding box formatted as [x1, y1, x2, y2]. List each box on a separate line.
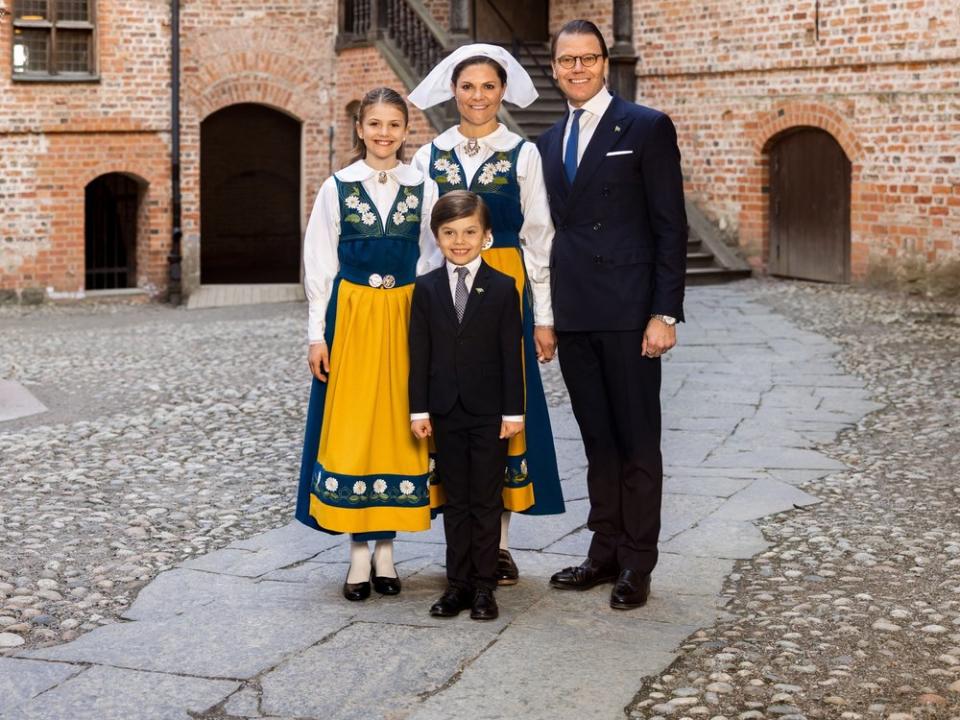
[464, 137, 481, 157]
[377, 171, 388, 184]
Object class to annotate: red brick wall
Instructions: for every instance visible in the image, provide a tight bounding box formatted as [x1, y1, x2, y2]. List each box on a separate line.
[635, 0, 960, 276]
[549, 0, 613, 48]
[0, 0, 171, 296]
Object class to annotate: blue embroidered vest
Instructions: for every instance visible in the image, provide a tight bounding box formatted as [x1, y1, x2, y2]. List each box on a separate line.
[428, 142, 524, 250]
[334, 178, 423, 287]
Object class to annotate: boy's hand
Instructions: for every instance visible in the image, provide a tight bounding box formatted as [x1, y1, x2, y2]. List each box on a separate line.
[499, 420, 524, 439]
[411, 419, 433, 439]
[308, 342, 330, 382]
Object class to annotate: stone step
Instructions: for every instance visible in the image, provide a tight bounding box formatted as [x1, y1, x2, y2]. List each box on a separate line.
[686, 266, 753, 285]
[186, 283, 305, 310]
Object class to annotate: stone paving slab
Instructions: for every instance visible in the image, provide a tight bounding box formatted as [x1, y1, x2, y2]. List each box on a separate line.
[25, 605, 356, 679]
[0, 379, 47, 422]
[0, 657, 82, 717]
[406, 624, 684, 720]
[3, 665, 238, 720]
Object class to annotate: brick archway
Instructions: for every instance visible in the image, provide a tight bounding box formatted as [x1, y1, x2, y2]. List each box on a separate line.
[739, 102, 868, 277]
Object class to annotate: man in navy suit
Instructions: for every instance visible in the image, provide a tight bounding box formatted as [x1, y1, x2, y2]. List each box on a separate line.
[537, 20, 687, 609]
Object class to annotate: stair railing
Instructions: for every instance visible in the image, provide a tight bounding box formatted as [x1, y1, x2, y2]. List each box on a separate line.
[478, 0, 560, 95]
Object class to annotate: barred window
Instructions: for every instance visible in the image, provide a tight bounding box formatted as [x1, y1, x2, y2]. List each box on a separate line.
[12, 0, 96, 79]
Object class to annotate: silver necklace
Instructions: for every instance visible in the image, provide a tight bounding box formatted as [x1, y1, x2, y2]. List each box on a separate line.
[464, 137, 481, 157]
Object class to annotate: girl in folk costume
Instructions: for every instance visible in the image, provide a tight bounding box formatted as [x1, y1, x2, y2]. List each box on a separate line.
[296, 87, 442, 602]
[410, 44, 566, 585]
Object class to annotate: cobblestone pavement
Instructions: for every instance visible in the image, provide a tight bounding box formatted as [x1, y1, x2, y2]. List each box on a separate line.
[628, 280, 960, 720]
[0, 302, 310, 649]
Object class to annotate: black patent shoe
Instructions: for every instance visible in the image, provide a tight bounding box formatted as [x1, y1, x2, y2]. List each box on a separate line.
[496, 549, 519, 586]
[429, 586, 472, 617]
[373, 574, 402, 595]
[342, 579, 371, 602]
[470, 587, 499, 621]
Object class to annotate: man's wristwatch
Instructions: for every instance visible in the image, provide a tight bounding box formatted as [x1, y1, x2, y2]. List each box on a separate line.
[651, 314, 677, 326]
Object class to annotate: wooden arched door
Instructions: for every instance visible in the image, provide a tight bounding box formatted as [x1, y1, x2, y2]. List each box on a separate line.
[769, 128, 851, 283]
[200, 103, 301, 284]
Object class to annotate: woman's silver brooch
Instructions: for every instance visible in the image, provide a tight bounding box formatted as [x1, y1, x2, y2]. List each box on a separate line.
[464, 137, 481, 157]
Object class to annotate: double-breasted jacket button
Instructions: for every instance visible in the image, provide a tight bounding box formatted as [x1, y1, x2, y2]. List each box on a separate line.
[593, 222, 602, 231]
[593, 255, 603, 264]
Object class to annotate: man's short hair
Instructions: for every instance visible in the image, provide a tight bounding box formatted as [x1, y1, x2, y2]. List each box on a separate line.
[550, 19, 610, 60]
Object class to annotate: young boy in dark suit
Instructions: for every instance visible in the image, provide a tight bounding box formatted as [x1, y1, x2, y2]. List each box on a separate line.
[408, 190, 524, 621]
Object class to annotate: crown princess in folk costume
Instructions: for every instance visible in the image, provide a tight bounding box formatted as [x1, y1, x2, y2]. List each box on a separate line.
[410, 44, 566, 586]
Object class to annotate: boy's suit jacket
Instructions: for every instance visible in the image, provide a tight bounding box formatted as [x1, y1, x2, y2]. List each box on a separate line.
[536, 94, 687, 332]
[409, 260, 523, 418]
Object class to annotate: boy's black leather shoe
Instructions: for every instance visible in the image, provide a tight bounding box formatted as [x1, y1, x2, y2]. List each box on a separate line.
[470, 588, 499, 621]
[429, 586, 471, 617]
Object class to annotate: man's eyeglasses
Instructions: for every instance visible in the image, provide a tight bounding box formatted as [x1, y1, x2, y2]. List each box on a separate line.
[555, 54, 603, 69]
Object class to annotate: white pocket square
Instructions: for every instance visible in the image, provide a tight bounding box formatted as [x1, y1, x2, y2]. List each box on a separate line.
[606, 150, 634, 156]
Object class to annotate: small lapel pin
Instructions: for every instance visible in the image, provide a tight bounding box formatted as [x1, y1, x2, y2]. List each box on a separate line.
[475, 287, 484, 294]
[614, 125, 622, 133]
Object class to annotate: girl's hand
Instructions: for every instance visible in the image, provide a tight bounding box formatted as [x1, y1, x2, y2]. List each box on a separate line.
[308, 343, 330, 382]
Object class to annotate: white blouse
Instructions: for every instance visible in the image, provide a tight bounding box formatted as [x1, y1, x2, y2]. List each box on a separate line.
[412, 124, 555, 327]
[303, 160, 442, 344]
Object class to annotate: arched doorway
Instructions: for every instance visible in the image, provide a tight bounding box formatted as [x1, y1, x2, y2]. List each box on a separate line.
[85, 173, 141, 290]
[769, 128, 851, 283]
[200, 104, 301, 284]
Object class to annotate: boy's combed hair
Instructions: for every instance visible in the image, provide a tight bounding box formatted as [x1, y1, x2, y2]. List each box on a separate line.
[430, 190, 491, 237]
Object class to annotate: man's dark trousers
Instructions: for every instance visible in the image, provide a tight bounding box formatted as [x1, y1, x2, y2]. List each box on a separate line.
[433, 400, 507, 591]
[557, 331, 662, 574]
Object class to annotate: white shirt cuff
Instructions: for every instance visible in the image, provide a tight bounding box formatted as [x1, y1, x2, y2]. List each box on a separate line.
[502, 415, 524, 423]
[410, 412, 430, 421]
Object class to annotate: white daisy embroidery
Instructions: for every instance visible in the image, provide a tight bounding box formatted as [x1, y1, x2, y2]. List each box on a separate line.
[361, 212, 376, 226]
[495, 159, 511, 172]
[373, 479, 387, 494]
[428, 457, 436, 472]
[405, 194, 419, 209]
[396, 201, 408, 214]
[344, 195, 360, 209]
[446, 167, 461, 185]
[324, 477, 338, 492]
[399, 480, 415, 495]
[392, 211, 405, 226]
[434, 158, 450, 171]
[353, 480, 367, 495]
[356, 202, 370, 214]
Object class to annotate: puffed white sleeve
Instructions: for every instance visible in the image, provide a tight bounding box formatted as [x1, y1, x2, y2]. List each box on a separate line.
[303, 177, 341, 344]
[416, 178, 443, 275]
[517, 142, 554, 327]
[411, 143, 432, 176]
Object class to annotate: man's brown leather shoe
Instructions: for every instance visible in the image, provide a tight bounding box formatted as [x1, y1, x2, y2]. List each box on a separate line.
[496, 549, 519, 586]
[549, 558, 618, 590]
[609, 569, 651, 609]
